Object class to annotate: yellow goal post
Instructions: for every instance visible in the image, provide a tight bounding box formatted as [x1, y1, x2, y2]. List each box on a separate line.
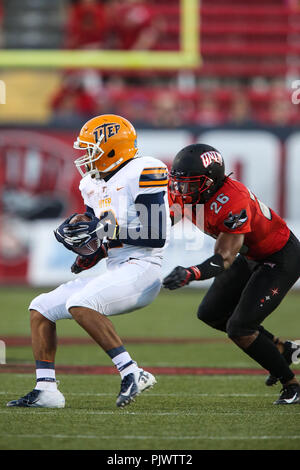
[0, 0, 200, 70]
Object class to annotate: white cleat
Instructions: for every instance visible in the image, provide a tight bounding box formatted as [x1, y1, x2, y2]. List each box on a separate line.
[6, 389, 65, 408]
[137, 370, 157, 393]
[116, 369, 157, 408]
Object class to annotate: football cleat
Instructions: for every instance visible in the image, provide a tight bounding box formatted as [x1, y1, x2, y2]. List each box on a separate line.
[273, 383, 300, 405]
[116, 369, 157, 408]
[266, 341, 300, 386]
[6, 388, 65, 408]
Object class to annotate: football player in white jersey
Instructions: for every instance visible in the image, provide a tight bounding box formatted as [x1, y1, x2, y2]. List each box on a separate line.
[7, 114, 170, 409]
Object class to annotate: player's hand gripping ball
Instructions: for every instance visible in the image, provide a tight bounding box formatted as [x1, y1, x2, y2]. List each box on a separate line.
[54, 212, 102, 256]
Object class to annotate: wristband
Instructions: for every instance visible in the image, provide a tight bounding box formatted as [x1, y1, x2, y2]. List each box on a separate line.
[191, 253, 225, 281]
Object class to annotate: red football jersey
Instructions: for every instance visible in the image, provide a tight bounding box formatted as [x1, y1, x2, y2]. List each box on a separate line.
[169, 177, 290, 260]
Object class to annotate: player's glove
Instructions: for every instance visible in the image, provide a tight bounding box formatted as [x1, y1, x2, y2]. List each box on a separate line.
[163, 266, 200, 290]
[71, 243, 108, 274]
[54, 212, 100, 251]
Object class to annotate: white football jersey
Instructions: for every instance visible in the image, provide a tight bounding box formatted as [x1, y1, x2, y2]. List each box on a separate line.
[79, 156, 171, 268]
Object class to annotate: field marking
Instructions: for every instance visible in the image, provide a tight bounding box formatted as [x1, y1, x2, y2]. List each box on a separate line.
[1, 336, 230, 346]
[0, 364, 285, 376]
[0, 411, 259, 417]
[5, 374, 270, 380]
[0, 391, 277, 397]
[71, 392, 276, 397]
[1, 365, 298, 377]
[0, 432, 300, 441]
[1, 409, 299, 417]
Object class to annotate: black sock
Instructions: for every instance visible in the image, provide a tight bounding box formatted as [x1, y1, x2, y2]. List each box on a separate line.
[243, 333, 294, 384]
[258, 325, 275, 342]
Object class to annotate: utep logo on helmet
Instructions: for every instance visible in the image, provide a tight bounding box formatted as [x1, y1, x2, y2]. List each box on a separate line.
[201, 151, 222, 168]
[93, 123, 121, 143]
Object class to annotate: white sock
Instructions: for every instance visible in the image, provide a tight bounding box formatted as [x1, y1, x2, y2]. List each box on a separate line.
[111, 351, 139, 378]
[120, 362, 140, 379]
[35, 368, 57, 391]
[35, 380, 58, 391]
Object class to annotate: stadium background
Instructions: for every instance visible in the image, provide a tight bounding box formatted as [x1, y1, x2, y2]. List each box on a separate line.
[0, 0, 300, 453]
[1, 0, 300, 288]
[0, 0, 299, 288]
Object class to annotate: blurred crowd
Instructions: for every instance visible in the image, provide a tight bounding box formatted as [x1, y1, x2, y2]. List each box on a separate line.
[64, 0, 165, 51]
[1, 0, 300, 128]
[47, 0, 300, 128]
[1, 0, 300, 271]
[48, 71, 300, 129]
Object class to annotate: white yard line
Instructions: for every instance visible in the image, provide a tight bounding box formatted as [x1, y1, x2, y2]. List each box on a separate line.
[0, 409, 299, 417]
[0, 432, 299, 441]
[0, 391, 276, 397]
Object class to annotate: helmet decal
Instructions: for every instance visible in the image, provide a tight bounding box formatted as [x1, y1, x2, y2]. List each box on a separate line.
[200, 151, 223, 168]
[93, 123, 121, 143]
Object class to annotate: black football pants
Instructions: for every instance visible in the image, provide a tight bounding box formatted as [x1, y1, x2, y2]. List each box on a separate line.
[197, 232, 300, 338]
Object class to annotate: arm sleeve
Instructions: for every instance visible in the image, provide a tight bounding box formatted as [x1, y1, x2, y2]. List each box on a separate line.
[118, 191, 167, 248]
[85, 205, 95, 216]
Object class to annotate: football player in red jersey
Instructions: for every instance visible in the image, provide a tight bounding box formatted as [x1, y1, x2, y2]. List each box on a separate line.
[163, 143, 300, 405]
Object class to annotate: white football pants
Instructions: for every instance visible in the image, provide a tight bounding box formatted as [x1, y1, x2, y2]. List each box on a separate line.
[29, 259, 162, 321]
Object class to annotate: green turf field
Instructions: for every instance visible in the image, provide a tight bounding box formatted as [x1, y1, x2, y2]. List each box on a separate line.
[0, 286, 300, 451]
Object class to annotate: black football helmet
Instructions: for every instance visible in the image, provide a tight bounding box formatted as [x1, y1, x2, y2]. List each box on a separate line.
[169, 143, 226, 204]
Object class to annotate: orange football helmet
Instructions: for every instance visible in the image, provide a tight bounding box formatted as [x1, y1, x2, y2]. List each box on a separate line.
[74, 114, 138, 178]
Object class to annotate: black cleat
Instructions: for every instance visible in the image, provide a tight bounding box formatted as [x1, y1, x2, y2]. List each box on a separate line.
[265, 341, 300, 386]
[273, 383, 300, 405]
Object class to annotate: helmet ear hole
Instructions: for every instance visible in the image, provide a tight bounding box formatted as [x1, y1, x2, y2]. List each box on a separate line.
[107, 149, 115, 158]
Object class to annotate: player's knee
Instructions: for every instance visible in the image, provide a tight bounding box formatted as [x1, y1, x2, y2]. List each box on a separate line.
[68, 306, 84, 321]
[197, 304, 221, 329]
[226, 317, 250, 339]
[197, 304, 227, 331]
[197, 303, 213, 324]
[30, 308, 45, 323]
[29, 293, 46, 312]
[29, 308, 55, 328]
[29, 293, 56, 323]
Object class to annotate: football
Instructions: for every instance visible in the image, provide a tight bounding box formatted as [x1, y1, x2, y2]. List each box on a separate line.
[69, 213, 101, 256]
[69, 213, 91, 225]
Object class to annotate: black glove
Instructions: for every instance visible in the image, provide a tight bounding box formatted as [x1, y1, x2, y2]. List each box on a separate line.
[163, 266, 196, 290]
[71, 243, 108, 274]
[54, 212, 100, 252]
[54, 213, 79, 251]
